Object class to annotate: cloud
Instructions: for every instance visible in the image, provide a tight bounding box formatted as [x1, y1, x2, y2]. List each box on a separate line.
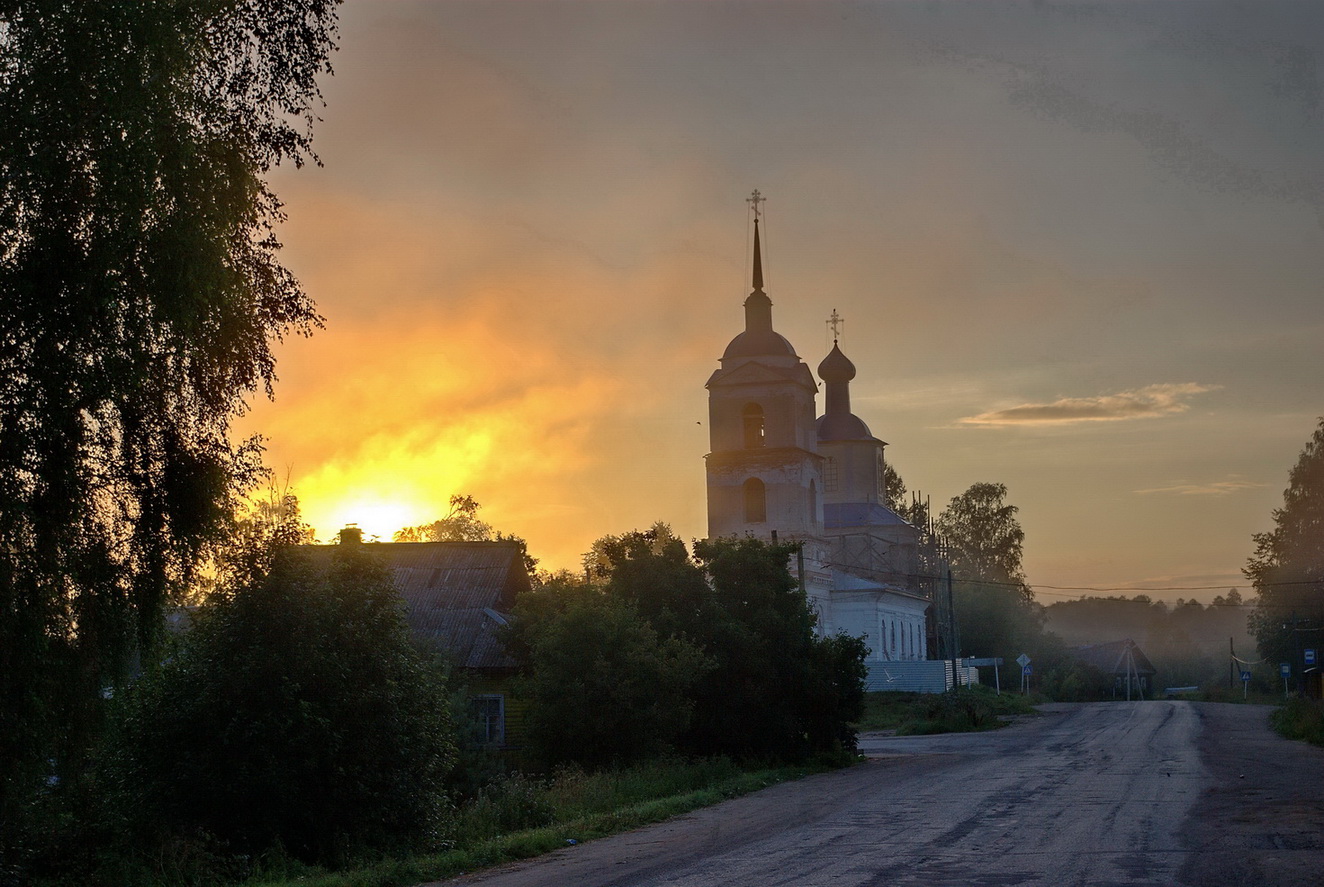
[959, 383, 1217, 426]
[1133, 479, 1266, 497]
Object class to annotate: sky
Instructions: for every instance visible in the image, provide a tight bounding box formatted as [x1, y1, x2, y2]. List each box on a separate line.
[237, 0, 1323, 604]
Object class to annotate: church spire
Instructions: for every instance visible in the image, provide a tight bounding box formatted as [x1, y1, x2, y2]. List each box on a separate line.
[743, 189, 772, 334]
[752, 217, 764, 293]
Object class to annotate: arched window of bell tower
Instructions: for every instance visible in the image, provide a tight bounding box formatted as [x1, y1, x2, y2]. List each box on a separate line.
[742, 403, 765, 448]
[743, 477, 767, 523]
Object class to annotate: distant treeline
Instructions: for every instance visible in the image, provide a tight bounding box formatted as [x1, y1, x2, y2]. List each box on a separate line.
[1045, 590, 1256, 689]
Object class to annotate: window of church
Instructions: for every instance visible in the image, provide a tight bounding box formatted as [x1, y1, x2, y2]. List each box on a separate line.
[742, 403, 765, 448]
[743, 477, 766, 523]
[823, 457, 838, 492]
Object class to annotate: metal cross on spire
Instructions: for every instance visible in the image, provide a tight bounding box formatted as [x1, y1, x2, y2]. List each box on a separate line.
[747, 189, 765, 219]
[827, 308, 844, 341]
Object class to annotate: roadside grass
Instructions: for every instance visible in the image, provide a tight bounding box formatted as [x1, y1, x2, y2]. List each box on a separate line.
[245, 759, 823, 887]
[855, 686, 1037, 736]
[1191, 684, 1286, 705]
[1270, 697, 1324, 747]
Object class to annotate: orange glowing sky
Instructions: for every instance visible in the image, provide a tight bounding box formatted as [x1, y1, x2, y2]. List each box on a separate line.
[235, 1, 1323, 603]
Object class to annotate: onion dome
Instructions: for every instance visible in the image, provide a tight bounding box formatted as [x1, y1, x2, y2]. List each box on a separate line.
[816, 340, 873, 441]
[817, 341, 857, 384]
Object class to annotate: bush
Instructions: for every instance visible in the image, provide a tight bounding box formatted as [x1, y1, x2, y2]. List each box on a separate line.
[100, 541, 456, 867]
[1040, 660, 1114, 702]
[513, 592, 710, 769]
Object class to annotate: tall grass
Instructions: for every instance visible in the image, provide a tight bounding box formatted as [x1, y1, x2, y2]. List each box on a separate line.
[855, 686, 1037, 735]
[244, 758, 813, 887]
[1271, 698, 1324, 746]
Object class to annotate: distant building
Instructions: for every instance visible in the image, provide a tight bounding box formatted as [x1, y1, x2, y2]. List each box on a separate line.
[1070, 639, 1156, 698]
[704, 207, 930, 668]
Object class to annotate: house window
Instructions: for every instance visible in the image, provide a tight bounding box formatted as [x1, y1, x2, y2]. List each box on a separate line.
[472, 694, 505, 745]
[823, 457, 838, 493]
[743, 477, 767, 523]
[742, 403, 765, 448]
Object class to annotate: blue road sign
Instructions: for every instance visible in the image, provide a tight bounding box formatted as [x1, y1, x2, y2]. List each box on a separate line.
[1305, 648, 1317, 666]
[1240, 671, 1252, 682]
[1280, 662, 1292, 677]
[1022, 665, 1032, 676]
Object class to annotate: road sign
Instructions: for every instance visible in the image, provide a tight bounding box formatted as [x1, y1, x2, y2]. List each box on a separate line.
[1022, 665, 1032, 676]
[1281, 662, 1292, 677]
[1016, 653, 1031, 668]
[1306, 649, 1317, 666]
[965, 657, 1003, 667]
[1240, 671, 1252, 682]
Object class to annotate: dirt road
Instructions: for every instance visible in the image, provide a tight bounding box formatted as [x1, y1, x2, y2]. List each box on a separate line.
[432, 702, 1324, 887]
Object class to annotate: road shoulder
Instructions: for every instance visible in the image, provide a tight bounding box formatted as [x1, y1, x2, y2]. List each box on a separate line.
[1179, 702, 1324, 887]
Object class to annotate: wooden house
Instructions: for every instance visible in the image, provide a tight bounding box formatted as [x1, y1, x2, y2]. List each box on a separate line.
[320, 538, 532, 750]
[1070, 638, 1157, 699]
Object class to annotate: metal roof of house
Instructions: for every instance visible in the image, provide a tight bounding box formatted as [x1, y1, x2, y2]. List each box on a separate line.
[310, 541, 530, 670]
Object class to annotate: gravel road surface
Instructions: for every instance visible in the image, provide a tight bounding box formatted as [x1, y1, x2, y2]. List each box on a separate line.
[432, 701, 1324, 887]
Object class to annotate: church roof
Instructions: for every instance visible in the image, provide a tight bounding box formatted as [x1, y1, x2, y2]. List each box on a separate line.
[707, 357, 817, 391]
[824, 501, 912, 529]
[816, 411, 873, 441]
[830, 570, 931, 604]
[721, 324, 798, 360]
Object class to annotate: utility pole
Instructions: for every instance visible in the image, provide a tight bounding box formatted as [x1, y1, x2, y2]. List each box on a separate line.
[1284, 616, 1308, 695]
[946, 566, 959, 688]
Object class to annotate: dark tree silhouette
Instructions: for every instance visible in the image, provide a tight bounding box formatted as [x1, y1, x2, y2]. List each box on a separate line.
[0, 0, 337, 847]
[393, 494, 537, 574]
[1246, 418, 1324, 668]
[937, 483, 1045, 659]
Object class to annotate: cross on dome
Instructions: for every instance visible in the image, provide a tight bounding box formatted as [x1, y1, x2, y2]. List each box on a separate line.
[747, 189, 765, 219]
[827, 308, 844, 342]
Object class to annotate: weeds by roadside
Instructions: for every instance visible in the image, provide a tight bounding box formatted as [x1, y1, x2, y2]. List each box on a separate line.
[232, 760, 819, 887]
[1271, 698, 1324, 747]
[855, 687, 1038, 735]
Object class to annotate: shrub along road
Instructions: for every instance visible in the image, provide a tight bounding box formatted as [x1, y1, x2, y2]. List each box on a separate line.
[431, 702, 1324, 887]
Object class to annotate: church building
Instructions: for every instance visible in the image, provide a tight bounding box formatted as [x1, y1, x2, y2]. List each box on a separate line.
[705, 196, 930, 664]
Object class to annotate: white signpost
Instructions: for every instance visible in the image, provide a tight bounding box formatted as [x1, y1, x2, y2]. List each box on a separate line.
[1017, 654, 1032, 694]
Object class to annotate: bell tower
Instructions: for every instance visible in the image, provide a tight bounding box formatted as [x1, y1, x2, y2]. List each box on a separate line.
[705, 193, 824, 543]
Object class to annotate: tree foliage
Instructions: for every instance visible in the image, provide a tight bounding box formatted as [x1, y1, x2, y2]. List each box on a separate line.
[507, 529, 868, 767]
[393, 494, 537, 574]
[0, 0, 338, 847]
[508, 582, 709, 769]
[937, 483, 1046, 659]
[1246, 418, 1324, 667]
[394, 495, 494, 543]
[102, 530, 454, 866]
